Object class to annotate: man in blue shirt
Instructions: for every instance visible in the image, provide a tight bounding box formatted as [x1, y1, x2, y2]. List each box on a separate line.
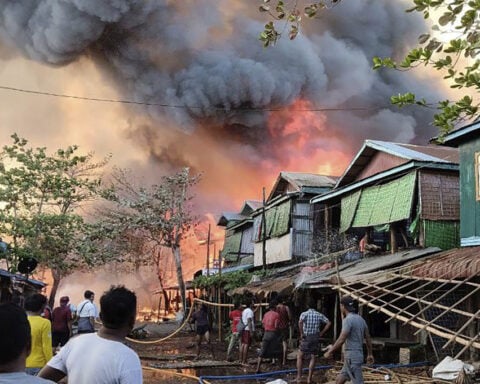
[324, 296, 374, 384]
[296, 297, 331, 384]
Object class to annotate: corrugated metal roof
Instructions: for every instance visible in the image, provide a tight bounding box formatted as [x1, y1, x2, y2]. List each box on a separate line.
[281, 172, 338, 188]
[299, 247, 440, 288]
[442, 120, 480, 147]
[242, 200, 263, 213]
[268, 172, 337, 201]
[336, 140, 458, 188]
[369, 141, 459, 164]
[0, 269, 46, 288]
[217, 212, 248, 226]
[409, 246, 480, 279]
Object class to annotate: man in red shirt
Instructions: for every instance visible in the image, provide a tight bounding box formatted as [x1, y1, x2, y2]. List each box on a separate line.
[256, 301, 280, 373]
[51, 296, 72, 348]
[276, 296, 292, 366]
[226, 301, 243, 361]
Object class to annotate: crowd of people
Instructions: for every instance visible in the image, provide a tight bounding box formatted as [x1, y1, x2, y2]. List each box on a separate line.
[1, 285, 374, 384]
[219, 294, 373, 384]
[0, 286, 142, 384]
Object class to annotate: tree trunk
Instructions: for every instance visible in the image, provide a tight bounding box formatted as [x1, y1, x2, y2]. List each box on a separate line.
[49, 269, 61, 308]
[157, 273, 170, 315]
[172, 244, 186, 316]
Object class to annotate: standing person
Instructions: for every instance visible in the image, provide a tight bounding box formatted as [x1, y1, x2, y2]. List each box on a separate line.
[255, 301, 280, 373]
[324, 296, 374, 384]
[190, 303, 215, 360]
[226, 301, 243, 362]
[25, 293, 53, 376]
[276, 296, 292, 366]
[76, 290, 96, 334]
[51, 296, 72, 348]
[296, 297, 331, 384]
[240, 299, 255, 366]
[0, 303, 54, 383]
[39, 286, 142, 383]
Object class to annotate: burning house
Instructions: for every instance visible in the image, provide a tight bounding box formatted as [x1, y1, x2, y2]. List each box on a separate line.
[251, 172, 337, 267]
[217, 200, 262, 270]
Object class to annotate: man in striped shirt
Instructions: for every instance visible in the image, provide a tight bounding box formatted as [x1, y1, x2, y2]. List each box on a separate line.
[296, 298, 331, 384]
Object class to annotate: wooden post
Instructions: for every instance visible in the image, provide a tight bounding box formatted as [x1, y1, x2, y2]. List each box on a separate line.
[262, 187, 267, 271]
[390, 224, 397, 254]
[206, 224, 211, 276]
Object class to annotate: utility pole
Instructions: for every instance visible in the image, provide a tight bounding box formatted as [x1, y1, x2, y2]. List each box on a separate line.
[206, 223, 211, 276]
[262, 187, 267, 271]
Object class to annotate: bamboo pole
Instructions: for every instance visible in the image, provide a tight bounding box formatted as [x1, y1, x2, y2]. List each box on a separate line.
[336, 286, 480, 349]
[414, 287, 480, 335]
[454, 333, 480, 359]
[403, 273, 477, 326]
[392, 272, 480, 289]
[441, 308, 480, 349]
[374, 260, 471, 317]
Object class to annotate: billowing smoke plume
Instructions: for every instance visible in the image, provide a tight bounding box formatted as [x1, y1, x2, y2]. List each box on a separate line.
[0, 0, 442, 209]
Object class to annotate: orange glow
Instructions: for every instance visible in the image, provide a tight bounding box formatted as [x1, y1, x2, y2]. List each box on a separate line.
[265, 99, 350, 177]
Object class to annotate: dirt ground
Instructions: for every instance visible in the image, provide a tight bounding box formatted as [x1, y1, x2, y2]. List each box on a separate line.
[130, 321, 303, 384]
[129, 321, 439, 384]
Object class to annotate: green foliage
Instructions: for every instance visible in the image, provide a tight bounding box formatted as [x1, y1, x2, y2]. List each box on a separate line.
[258, 0, 339, 47]
[0, 134, 111, 280]
[373, 0, 480, 135]
[192, 270, 253, 291]
[99, 167, 200, 313]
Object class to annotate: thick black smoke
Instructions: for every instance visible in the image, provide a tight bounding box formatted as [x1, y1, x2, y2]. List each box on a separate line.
[0, 0, 441, 167]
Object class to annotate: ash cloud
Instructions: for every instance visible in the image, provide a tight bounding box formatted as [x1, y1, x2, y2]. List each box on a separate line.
[0, 0, 442, 169]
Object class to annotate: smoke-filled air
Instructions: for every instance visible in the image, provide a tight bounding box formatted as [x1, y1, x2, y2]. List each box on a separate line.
[0, 0, 443, 214]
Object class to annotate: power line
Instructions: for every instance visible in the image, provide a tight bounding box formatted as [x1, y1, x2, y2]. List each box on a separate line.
[0, 84, 384, 112]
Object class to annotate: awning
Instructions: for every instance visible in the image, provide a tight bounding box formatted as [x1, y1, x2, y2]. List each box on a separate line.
[221, 264, 253, 274]
[230, 276, 293, 299]
[254, 199, 291, 241]
[220, 231, 242, 261]
[340, 172, 416, 232]
[352, 172, 416, 228]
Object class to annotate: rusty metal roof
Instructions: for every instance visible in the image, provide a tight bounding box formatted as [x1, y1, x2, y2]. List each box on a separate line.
[408, 246, 480, 279]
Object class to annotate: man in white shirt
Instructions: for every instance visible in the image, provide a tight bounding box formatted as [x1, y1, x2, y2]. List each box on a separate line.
[0, 303, 54, 384]
[240, 299, 255, 365]
[39, 286, 142, 384]
[76, 290, 96, 333]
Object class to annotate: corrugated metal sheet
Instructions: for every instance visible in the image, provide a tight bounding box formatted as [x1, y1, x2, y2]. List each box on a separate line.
[300, 247, 440, 288]
[292, 201, 312, 257]
[240, 225, 254, 255]
[410, 246, 480, 279]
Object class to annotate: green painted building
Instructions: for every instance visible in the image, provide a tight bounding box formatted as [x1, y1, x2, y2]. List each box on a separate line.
[443, 122, 480, 247]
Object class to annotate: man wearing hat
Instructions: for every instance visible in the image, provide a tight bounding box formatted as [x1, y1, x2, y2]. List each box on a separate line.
[324, 296, 374, 384]
[51, 296, 72, 348]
